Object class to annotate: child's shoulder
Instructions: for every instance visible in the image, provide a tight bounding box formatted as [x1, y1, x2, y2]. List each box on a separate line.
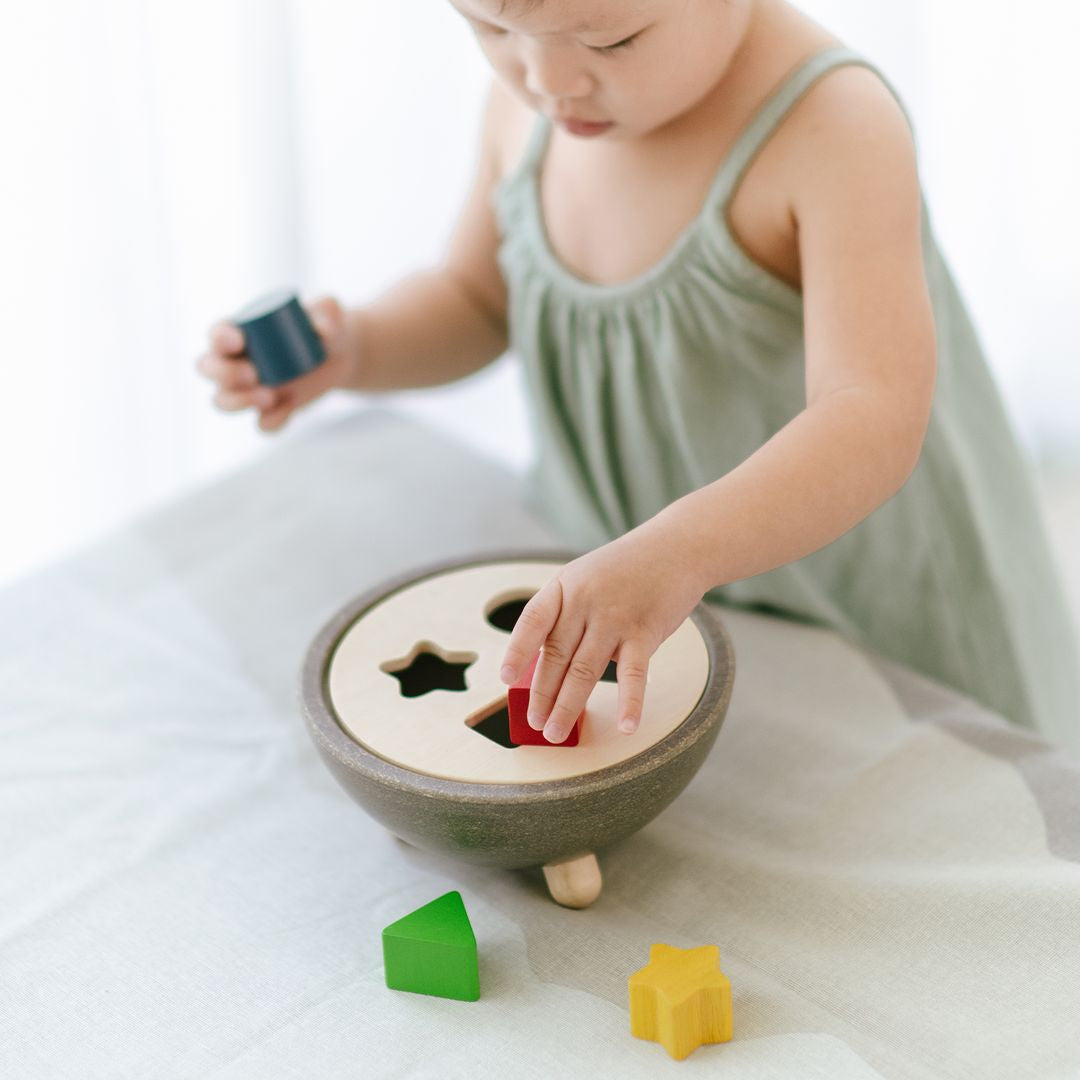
[775, 60, 913, 158]
[726, 44, 919, 291]
[484, 78, 537, 187]
[745, 53, 916, 211]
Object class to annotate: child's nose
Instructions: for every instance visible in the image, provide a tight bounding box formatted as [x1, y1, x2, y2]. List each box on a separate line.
[521, 41, 593, 101]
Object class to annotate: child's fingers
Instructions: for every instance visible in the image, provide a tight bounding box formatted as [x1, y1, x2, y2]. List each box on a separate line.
[524, 617, 586, 731]
[213, 385, 278, 412]
[613, 640, 650, 734]
[209, 321, 246, 357]
[197, 351, 259, 390]
[499, 579, 562, 685]
[539, 631, 614, 744]
[257, 399, 293, 432]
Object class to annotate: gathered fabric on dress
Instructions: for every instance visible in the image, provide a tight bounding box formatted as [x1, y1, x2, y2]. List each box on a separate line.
[491, 46, 1079, 745]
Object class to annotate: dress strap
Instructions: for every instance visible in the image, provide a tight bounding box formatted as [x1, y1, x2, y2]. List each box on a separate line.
[505, 112, 554, 190]
[705, 46, 914, 215]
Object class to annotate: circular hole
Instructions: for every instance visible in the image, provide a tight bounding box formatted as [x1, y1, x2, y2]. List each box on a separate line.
[485, 592, 537, 633]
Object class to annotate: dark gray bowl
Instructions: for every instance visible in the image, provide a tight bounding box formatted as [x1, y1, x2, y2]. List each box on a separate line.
[300, 551, 735, 877]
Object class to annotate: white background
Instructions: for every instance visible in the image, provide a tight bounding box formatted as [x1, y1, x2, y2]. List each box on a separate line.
[2, 0, 1078, 586]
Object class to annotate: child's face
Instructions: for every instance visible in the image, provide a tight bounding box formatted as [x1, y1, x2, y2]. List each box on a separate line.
[449, 0, 755, 139]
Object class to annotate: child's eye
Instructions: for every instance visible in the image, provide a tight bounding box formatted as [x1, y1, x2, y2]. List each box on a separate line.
[591, 33, 638, 55]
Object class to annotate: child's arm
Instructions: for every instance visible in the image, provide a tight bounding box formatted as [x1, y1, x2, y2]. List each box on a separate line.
[500, 71, 937, 743]
[336, 265, 506, 393]
[197, 79, 512, 428]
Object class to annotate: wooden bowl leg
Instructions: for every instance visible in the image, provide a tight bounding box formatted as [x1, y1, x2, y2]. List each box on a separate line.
[542, 852, 603, 908]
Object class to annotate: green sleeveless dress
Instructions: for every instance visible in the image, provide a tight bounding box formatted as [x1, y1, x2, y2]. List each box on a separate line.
[491, 46, 1080, 746]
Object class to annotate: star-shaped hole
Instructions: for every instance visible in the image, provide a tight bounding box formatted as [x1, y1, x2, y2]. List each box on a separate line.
[380, 641, 478, 699]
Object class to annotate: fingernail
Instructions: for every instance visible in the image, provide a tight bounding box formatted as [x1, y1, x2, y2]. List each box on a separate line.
[543, 723, 565, 744]
[500, 665, 516, 684]
[619, 716, 638, 734]
[527, 711, 543, 729]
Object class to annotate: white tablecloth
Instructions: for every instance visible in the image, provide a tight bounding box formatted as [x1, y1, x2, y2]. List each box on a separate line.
[3, 408, 1079, 1079]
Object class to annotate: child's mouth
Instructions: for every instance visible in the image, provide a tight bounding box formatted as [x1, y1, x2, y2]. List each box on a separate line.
[558, 117, 614, 137]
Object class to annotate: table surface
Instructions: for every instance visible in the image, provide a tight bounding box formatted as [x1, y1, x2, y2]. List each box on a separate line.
[3, 407, 1079, 1080]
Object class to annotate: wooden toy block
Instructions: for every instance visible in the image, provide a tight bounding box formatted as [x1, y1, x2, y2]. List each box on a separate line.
[507, 654, 584, 746]
[382, 891, 480, 1001]
[628, 943, 732, 1060]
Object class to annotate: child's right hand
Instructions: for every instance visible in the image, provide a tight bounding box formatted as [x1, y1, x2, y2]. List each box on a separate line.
[196, 295, 355, 432]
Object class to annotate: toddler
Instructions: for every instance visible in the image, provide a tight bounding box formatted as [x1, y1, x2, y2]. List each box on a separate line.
[198, 0, 1079, 750]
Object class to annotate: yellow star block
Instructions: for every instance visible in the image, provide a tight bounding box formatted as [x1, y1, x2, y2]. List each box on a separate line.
[628, 943, 733, 1060]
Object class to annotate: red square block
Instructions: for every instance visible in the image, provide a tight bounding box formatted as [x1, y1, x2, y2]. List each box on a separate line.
[507, 655, 584, 746]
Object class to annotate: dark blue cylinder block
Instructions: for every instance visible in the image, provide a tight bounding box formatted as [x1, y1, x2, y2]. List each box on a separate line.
[232, 288, 327, 387]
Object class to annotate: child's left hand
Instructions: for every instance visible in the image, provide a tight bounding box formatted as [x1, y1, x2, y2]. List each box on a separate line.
[498, 528, 708, 743]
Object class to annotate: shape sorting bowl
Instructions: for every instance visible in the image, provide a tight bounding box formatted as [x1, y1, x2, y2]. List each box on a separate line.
[300, 552, 736, 905]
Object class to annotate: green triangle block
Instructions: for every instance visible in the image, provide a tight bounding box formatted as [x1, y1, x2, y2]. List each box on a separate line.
[382, 891, 480, 1001]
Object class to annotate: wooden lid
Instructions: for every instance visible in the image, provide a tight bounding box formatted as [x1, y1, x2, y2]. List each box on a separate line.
[326, 560, 710, 784]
